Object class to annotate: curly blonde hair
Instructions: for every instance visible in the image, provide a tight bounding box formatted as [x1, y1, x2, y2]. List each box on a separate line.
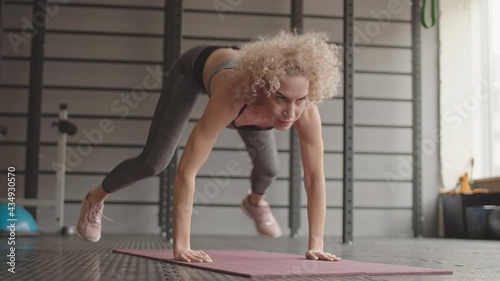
[230, 30, 340, 105]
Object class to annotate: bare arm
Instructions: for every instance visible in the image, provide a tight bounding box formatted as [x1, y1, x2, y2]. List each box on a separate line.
[173, 88, 243, 262]
[294, 105, 340, 262]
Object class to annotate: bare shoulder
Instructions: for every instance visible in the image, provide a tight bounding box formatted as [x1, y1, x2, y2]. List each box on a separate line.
[293, 104, 322, 141]
[294, 105, 321, 129]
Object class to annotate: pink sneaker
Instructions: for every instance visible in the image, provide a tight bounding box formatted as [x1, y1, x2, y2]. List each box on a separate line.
[241, 196, 282, 238]
[76, 193, 112, 242]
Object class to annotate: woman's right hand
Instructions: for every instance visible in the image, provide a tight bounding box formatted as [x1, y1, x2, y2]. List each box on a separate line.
[174, 249, 213, 263]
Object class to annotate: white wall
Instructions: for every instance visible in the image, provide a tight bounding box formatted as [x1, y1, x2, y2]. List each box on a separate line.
[0, 0, 440, 237]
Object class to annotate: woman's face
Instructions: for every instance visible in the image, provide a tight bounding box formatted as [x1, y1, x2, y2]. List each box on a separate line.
[262, 76, 309, 131]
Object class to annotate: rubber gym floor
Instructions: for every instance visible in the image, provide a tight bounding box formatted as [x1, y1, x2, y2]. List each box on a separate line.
[1, 234, 498, 281]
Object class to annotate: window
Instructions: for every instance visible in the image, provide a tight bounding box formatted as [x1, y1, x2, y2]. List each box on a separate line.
[490, 0, 500, 175]
[473, 0, 500, 178]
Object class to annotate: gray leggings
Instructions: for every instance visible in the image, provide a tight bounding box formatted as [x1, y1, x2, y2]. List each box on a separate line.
[102, 45, 279, 195]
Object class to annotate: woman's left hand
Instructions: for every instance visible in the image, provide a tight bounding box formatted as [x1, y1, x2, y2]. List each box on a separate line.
[305, 250, 342, 261]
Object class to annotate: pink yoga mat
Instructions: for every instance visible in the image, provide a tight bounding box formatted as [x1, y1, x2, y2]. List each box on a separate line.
[113, 249, 453, 278]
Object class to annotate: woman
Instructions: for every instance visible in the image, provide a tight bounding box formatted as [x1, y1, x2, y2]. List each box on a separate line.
[76, 30, 341, 263]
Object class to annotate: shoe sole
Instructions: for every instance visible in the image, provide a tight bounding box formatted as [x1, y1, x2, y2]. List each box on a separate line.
[76, 194, 101, 243]
[76, 227, 100, 242]
[240, 203, 282, 239]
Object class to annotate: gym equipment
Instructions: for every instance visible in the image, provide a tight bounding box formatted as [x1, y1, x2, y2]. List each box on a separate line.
[114, 249, 453, 278]
[421, 0, 438, 28]
[0, 104, 77, 235]
[52, 103, 77, 235]
[0, 203, 39, 234]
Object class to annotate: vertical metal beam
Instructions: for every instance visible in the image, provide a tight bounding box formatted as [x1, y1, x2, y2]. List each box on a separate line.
[159, 0, 182, 242]
[0, 0, 5, 77]
[412, 0, 423, 237]
[158, 168, 168, 239]
[289, 0, 303, 238]
[342, 0, 354, 244]
[289, 129, 302, 238]
[291, 0, 303, 32]
[25, 0, 48, 218]
[159, 160, 176, 241]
